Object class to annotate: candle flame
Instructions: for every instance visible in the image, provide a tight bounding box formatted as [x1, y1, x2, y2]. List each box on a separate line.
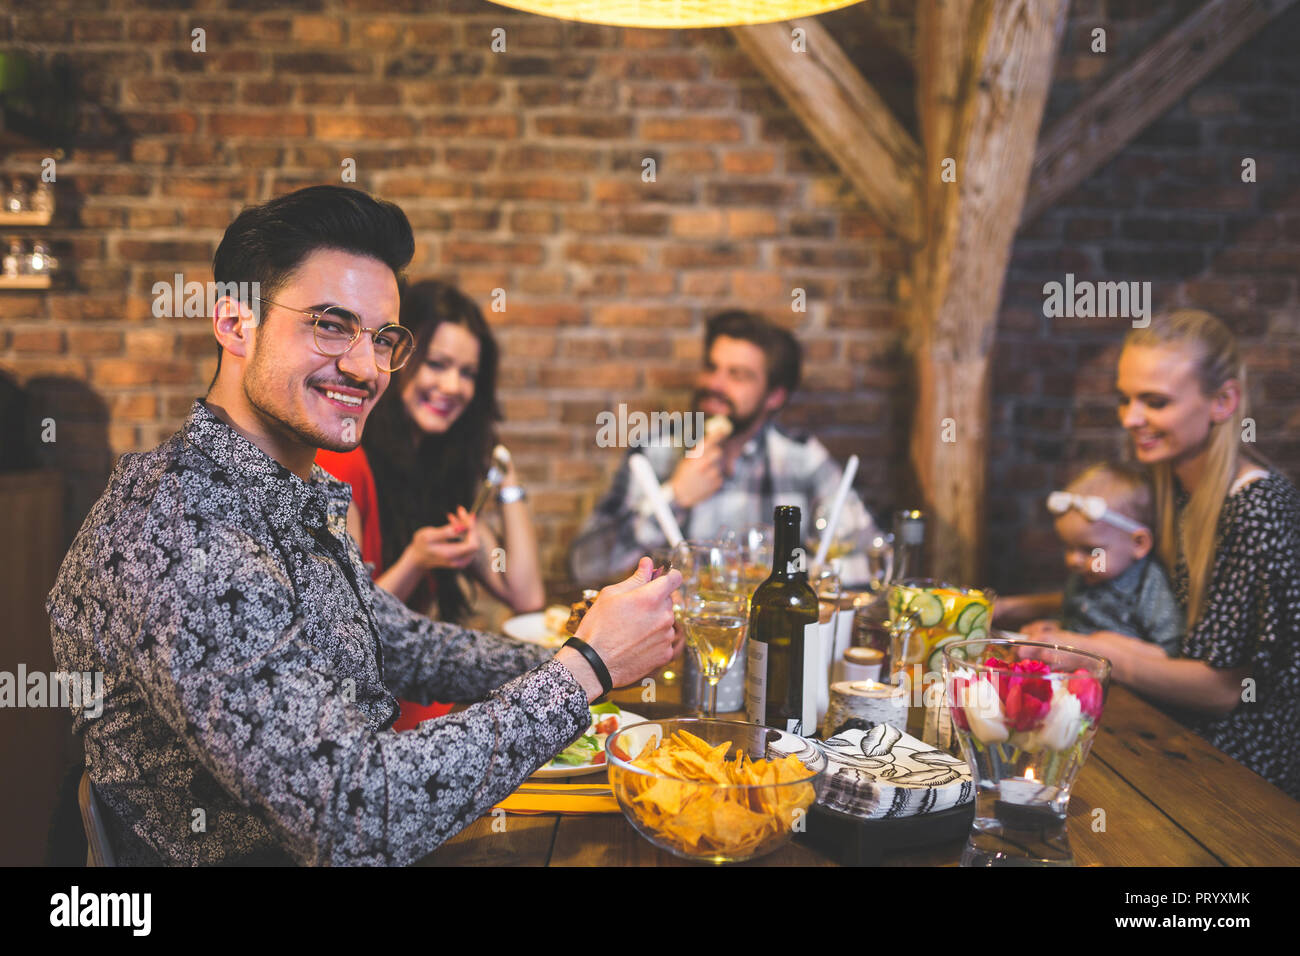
[1026, 768, 1037, 782]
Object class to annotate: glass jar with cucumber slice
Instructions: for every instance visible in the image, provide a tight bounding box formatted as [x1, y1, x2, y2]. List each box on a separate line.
[886, 579, 995, 740]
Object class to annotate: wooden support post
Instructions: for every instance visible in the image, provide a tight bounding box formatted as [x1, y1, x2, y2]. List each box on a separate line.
[910, 0, 1068, 584]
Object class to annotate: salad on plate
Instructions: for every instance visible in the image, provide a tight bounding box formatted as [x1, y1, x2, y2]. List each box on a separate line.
[536, 703, 638, 777]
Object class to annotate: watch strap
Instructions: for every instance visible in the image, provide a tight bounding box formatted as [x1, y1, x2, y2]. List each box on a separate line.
[562, 636, 613, 696]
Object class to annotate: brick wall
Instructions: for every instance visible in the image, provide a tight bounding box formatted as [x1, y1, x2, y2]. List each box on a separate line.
[1, 0, 1295, 597]
[0, 1, 913, 593]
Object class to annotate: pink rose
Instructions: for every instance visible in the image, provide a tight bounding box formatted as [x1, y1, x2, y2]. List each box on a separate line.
[1068, 669, 1104, 721]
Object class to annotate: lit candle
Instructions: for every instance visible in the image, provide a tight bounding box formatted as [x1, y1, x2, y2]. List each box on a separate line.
[995, 769, 1061, 828]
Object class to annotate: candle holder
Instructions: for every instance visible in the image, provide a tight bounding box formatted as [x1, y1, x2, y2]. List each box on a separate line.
[942, 638, 1110, 867]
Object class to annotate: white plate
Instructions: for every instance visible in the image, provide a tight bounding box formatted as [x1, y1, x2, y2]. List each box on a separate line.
[531, 709, 645, 779]
[502, 611, 567, 648]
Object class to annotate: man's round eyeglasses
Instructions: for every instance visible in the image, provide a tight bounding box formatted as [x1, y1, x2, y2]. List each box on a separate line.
[255, 297, 415, 373]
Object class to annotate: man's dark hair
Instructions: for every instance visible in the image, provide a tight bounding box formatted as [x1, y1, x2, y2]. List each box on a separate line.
[209, 185, 415, 384]
[704, 310, 802, 396]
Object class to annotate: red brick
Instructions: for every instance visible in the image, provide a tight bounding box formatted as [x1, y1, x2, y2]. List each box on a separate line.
[441, 148, 491, 172]
[380, 175, 473, 198]
[641, 117, 743, 142]
[130, 18, 179, 43]
[291, 15, 344, 44]
[539, 364, 641, 389]
[726, 210, 779, 238]
[117, 239, 212, 263]
[9, 329, 64, 354]
[722, 150, 777, 175]
[0, 358, 86, 382]
[81, 207, 127, 228]
[242, 81, 294, 106]
[184, 79, 237, 103]
[126, 78, 181, 104]
[592, 306, 691, 327]
[48, 297, 123, 323]
[663, 149, 718, 173]
[645, 367, 697, 389]
[90, 359, 196, 388]
[443, 242, 545, 265]
[16, 15, 70, 41]
[662, 244, 754, 268]
[516, 272, 569, 295]
[209, 113, 311, 137]
[113, 393, 159, 422]
[499, 145, 602, 172]
[509, 210, 556, 233]
[593, 180, 696, 204]
[564, 242, 645, 266]
[682, 272, 731, 297]
[534, 115, 634, 138]
[492, 299, 585, 327]
[671, 211, 725, 238]
[478, 178, 585, 201]
[352, 20, 403, 48]
[625, 272, 677, 296]
[626, 85, 677, 108]
[316, 114, 417, 139]
[424, 115, 520, 138]
[731, 272, 787, 300]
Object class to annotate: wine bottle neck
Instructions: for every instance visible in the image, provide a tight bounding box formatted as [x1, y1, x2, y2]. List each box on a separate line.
[772, 517, 805, 580]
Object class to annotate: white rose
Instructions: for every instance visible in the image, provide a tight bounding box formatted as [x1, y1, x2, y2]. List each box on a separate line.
[1038, 686, 1084, 752]
[963, 677, 1008, 744]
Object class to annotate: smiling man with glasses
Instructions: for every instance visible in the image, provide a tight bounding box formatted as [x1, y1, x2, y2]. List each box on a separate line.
[48, 185, 681, 865]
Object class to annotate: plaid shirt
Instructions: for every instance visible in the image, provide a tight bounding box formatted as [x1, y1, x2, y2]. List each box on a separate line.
[569, 423, 879, 586]
[48, 400, 589, 866]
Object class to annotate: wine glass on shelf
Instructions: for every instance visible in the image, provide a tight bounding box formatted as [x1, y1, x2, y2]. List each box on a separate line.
[671, 540, 747, 718]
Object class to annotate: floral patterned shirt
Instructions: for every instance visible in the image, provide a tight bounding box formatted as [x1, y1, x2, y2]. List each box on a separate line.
[47, 400, 590, 865]
[1172, 471, 1300, 800]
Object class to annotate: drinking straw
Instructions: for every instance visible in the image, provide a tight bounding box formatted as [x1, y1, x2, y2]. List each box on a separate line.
[813, 454, 860, 569]
[629, 452, 684, 547]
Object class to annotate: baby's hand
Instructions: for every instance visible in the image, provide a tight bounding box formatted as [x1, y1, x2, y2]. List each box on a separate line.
[1022, 619, 1062, 642]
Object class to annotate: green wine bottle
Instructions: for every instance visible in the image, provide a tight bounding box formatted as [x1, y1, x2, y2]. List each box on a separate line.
[745, 505, 820, 735]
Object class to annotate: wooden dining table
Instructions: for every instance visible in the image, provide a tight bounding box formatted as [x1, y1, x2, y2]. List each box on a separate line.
[417, 659, 1300, 867]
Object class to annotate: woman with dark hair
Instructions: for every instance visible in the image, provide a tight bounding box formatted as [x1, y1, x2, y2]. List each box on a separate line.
[317, 279, 545, 726]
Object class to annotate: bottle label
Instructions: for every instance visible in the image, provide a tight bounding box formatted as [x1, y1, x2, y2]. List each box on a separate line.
[745, 640, 767, 724]
[801, 621, 819, 737]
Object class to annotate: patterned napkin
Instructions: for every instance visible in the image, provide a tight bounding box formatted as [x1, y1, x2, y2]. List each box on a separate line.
[814, 724, 974, 820]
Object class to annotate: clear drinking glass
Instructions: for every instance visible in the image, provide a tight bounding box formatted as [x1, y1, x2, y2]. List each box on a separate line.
[865, 532, 895, 593]
[671, 540, 747, 717]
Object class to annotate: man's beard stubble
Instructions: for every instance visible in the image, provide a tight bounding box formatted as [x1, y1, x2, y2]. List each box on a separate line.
[692, 388, 766, 436]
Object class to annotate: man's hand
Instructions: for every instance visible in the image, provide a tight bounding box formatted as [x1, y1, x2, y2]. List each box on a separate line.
[668, 437, 725, 509]
[557, 557, 681, 700]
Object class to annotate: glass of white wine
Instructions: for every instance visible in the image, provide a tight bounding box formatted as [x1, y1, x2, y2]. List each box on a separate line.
[671, 541, 747, 717]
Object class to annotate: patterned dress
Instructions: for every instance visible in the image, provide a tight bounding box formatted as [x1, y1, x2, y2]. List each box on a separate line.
[47, 400, 590, 865]
[1173, 472, 1300, 800]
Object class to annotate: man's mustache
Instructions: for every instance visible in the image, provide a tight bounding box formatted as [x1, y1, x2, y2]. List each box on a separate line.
[310, 379, 376, 400]
[693, 389, 734, 415]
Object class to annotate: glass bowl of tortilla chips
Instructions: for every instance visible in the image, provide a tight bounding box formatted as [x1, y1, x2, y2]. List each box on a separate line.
[605, 717, 826, 864]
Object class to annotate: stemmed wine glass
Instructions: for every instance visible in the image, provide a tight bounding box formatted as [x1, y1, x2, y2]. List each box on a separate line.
[671, 540, 748, 717]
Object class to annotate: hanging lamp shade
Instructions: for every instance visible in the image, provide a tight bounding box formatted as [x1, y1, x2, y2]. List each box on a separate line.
[487, 1, 863, 29]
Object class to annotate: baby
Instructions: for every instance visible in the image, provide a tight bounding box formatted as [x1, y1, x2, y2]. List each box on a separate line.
[997, 462, 1183, 656]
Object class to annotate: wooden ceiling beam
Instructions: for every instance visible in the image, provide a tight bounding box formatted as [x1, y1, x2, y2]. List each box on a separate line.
[1022, 0, 1298, 224]
[731, 17, 923, 243]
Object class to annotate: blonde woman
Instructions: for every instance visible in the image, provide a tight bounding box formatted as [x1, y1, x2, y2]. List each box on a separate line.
[1024, 310, 1299, 799]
